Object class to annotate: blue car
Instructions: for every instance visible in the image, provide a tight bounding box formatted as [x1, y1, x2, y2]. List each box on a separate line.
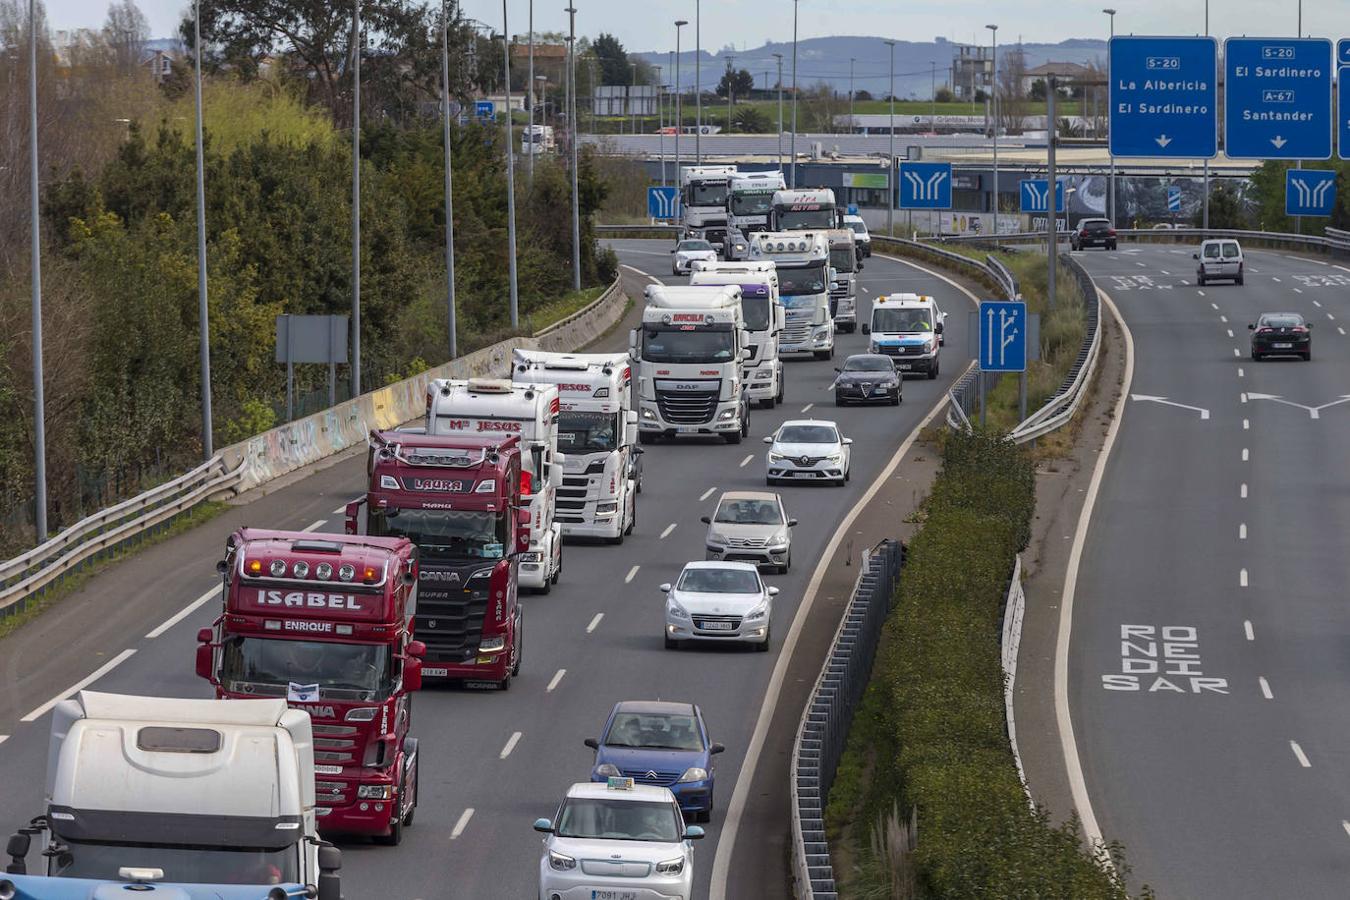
[584, 700, 724, 822]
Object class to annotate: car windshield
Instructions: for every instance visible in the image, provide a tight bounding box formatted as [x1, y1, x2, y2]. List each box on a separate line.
[555, 798, 683, 842]
[830, 248, 855, 270]
[715, 499, 783, 525]
[779, 263, 826, 296]
[731, 191, 774, 215]
[558, 411, 619, 454]
[844, 356, 893, 372]
[775, 206, 835, 230]
[778, 424, 838, 444]
[603, 711, 704, 750]
[369, 506, 507, 561]
[678, 240, 713, 252]
[741, 294, 771, 331]
[1260, 315, 1303, 328]
[687, 183, 728, 207]
[220, 636, 393, 700]
[847, 221, 867, 235]
[642, 326, 735, 363]
[53, 841, 299, 885]
[677, 567, 762, 594]
[872, 308, 932, 332]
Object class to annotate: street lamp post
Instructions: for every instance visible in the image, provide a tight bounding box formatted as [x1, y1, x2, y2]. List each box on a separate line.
[695, 0, 701, 163]
[1203, 0, 1209, 231]
[986, 24, 999, 235]
[1103, 8, 1116, 225]
[502, 0, 519, 325]
[885, 39, 895, 236]
[527, 0, 534, 186]
[789, 0, 798, 187]
[726, 55, 734, 133]
[192, 0, 213, 456]
[351, 0, 362, 398]
[773, 52, 783, 171]
[675, 20, 687, 198]
[567, 5, 580, 291]
[631, 62, 639, 136]
[28, 0, 46, 539]
[441, 0, 457, 358]
[848, 57, 855, 129]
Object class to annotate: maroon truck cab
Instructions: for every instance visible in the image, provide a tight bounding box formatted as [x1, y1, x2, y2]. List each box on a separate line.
[195, 528, 424, 845]
[347, 430, 528, 690]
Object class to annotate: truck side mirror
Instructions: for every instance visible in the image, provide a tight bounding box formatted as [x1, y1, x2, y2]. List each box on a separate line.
[741, 348, 753, 360]
[403, 656, 423, 693]
[316, 844, 342, 900]
[6, 832, 30, 874]
[549, 459, 565, 489]
[195, 628, 215, 683]
[861, 324, 871, 335]
[407, 640, 426, 659]
[344, 500, 364, 536]
[624, 421, 639, 448]
[628, 329, 638, 356]
[935, 321, 944, 334]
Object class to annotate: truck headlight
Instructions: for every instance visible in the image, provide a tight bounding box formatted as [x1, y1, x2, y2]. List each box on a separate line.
[548, 849, 578, 871]
[595, 763, 622, 778]
[656, 856, 686, 875]
[479, 636, 506, 653]
[718, 408, 736, 420]
[677, 767, 708, 783]
[596, 502, 618, 516]
[357, 784, 394, 800]
[755, 370, 772, 381]
[640, 407, 657, 421]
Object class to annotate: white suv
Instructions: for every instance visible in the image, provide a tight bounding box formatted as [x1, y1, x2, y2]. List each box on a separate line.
[535, 779, 704, 900]
[1194, 239, 1244, 286]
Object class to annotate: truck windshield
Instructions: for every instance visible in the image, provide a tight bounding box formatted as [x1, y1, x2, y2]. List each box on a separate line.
[370, 506, 508, 561]
[53, 842, 299, 885]
[686, 182, 728, 206]
[830, 248, 855, 271]
[873, 308, 933, 332]
[558, 411, 620, 454]
[641, 326, 735, 363]
[741, 295, 771, 331]
[730, 192, 773, 215]
[775, 206, 834, 230]
[779, 263, 826, 297]
[220, 636, 394, 700]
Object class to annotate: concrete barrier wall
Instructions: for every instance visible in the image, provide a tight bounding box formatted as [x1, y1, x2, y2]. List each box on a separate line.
[218, 277, 629, 496]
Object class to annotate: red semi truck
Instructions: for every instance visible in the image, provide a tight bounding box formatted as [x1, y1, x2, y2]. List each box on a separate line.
[347, 430, 527, 690]
[195, 528, 425, 845]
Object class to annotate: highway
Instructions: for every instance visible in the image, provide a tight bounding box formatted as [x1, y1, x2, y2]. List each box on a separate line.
[0, 238, 975, 898]
[1068, 244, 1350, 899]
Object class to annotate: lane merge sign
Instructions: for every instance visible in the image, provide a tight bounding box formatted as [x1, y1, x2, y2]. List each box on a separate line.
[647, 186, 680, 219]
[475, 100, 495, 119]
[979, 301, 1026, 373]
[1109, 36, 1218, 158]
[898, 161, 953, 210]
[1285, 169, 1337, 217]
[1019, 178, 1066, 214]
[1224, 38, 1333, 160]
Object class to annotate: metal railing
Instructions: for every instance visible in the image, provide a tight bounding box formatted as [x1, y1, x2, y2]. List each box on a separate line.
[926, 226, 1350, 257]
[0, 456, 243, 617]
[790, 539, 904, 900]
[595, 224, 682, 238]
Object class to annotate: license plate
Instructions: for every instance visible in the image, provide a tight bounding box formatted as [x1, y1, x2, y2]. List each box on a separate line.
[315, 765, 343, 775]
[897, 364, 912, 370]
[1273, 342, 1293, 349]
[677, 425, 700, 433]
[592, 891, 639, 900]
[701, 621, 734, 630]
[421, 667, 449, 677]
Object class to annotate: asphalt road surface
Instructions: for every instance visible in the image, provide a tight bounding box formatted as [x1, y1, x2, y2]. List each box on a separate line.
[1069, 244, 1350, 899]
[0, 238, 975, 899]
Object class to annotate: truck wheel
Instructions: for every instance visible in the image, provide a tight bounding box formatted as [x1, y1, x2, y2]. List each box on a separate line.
[512, 611, 523, 677]
[724, 430, 743, 445]
[813, 348, 831, 361]
[777, 378, 785, 404]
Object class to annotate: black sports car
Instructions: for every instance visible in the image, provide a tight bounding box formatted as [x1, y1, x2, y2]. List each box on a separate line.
[833, 354, 901, 406]
[1249, 312, 1311, 361]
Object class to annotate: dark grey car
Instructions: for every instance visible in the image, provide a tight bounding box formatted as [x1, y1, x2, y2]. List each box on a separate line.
[833, 354, 901, 406]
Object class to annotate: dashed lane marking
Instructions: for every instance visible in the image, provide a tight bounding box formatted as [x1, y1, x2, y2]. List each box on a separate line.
[1240, 523, 1248, 540]
[23, 649, 139, 722]
[801, 403, 814, 413]
[699, 487, 717, 501]
[450, 808, 475, 839]
[1241, 483, 1249, 499]
[586, 613, 604, 634]
[302, 519, 327, 532]
[546, 669, 567, 692]
[1244, 619, 1254, 639]
[660, 523, 677, 539]
[1291, 742, 1312, 768]
[146, 586, 219, 639]
[739, 454, 754, 467]
[1240, 568, 1249, 588]
[500, 732, 522, 759]
[1260, 678, 1273, 700]
[625, 565, 640, 583]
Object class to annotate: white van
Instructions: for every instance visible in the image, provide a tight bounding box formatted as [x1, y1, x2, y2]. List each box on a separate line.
[1194, 239, 1244, 286]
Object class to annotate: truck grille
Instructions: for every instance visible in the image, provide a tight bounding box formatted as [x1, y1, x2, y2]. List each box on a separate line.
[656, 389, 719, 424]
[782, 319, 812, 345]
[415, 581, 490, 661]
[315, 780, 349, 806]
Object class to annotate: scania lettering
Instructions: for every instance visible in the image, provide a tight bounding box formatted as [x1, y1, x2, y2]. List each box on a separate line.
[748, 231, 834, 360]
[723, 170, 786, 259]
[769, 188, 837, 231]
[827, 228, 860, 333]
[6, 691, 340, 896]
[864, 292, 946, 379]
[347, 431, 527, 690]
[632, 284, 752, 444]
[425, 378, 564, 593]
[689, 260, 786, 408]
[198, 528, 425, 845]
[510, 349, 640, 543]
[680, 164, 738, 245]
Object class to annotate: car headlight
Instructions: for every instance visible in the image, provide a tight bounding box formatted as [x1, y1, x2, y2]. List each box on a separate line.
[655, 856, 686, 875]
[595, 763, 622, 778]
[640, 407, 657, 420]
[548, 849, 577, 871]
[357, 784, 394, 800]
[678, 767, 708, 783]
[768, 452, 786, 463]
[868, 342, 879, 353]
[668, 600, 690, 619]
[479, 636, 506, 653]
[827, 454, 843, 464]
[596, 501, 618, 516]
[770, 531, 788, 547]
[706, 533, 727, 545]
[718, 408, 737, 420]
[745, 603, 768, 621]
[520, 551, 542, 562]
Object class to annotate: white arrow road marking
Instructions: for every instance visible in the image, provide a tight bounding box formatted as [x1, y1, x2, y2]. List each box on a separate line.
[1130, 394, 1209, 419]
[1246, 393, 1350, 419]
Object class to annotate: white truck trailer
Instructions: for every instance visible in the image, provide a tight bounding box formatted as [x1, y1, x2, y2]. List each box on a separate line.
[689, 260, 785, 408]
[827, 228, 860, 333]
[747, 231, 834, 360]
[511, 349, 640, 544]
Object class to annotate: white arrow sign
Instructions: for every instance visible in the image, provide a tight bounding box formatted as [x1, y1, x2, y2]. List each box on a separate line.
[1271, 136, 1288, 149]
[1155, 134, 1173, 148]
[1245, 392, 1350, 419]
[1130, 394, 1210, 419]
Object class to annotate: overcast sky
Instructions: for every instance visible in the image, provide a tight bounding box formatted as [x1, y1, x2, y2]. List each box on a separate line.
[43, 0, 1350, 53]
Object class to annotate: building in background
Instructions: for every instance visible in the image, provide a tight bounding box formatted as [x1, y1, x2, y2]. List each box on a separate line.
[950, 44, 992, 101]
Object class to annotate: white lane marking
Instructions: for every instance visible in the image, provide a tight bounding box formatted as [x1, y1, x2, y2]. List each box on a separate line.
[1160, 270, 1170, 276]
[1241, 392, 1248, 402]
[500, 732, 522, 759]
[801, 403, 814, 413]
[1340, 327, 1348, 336]
[1260, 677, 1274, 700]
[1240, 523, 1248, 540]
[450, 808, 475, 839]
[660, 523, 677, 539]
[332, 497, 362, 515]
[1242, 448, 1249, 461]
[302, 519, 327, 532]
[1342, 821, 1350, 840]
[1181, 279, 1190, 285]
[1293, 288, 1303, 294]
[146, 586, 219, 639]
[1291, 741, 1312, 768]
[1210, 302, 1219, 310]
[1136, 261, 1148, 267]
[1240, 568, 1249, 587]
[739, 454, 754, 467]
[1336, 265, 1350, 273]
[1226, 329, 1234, 338]
[23, 649, 138, 722]
[625, 565, 640, 583]
[1220, 315, 1228, 323]
[586, 613, 604, 634]
[546, 669, 566, 693]
[699, 487, 717, 501]
[1313, 300, 1321, 307]
[0, 735, 8, 749]
[1244, 619, 1254, 639]
[1233, 348, 1241, 357]
[861, 286, 870, 293]
[619, 264, 663, 285]
[1199, 290, 1207, 297]
[1243, 418, 1250, 430]
[1272, 276, 1282, 282]
[1328, 313, 1336, 321]
[1241, 483, 1249, 499]
[1238, 367, 1245, 378]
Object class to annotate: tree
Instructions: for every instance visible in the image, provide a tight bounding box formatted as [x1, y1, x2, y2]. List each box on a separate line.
[732, 106, 770, 134]
[934, 86, 953, 103]
[591, 32, 632, 85]
[103, 0, 149, 75]
[854, 89, 873, 102]
[715, 67, 753, 99]
[996, 45, 1029, 135]
[1192, 181, 1250, 229]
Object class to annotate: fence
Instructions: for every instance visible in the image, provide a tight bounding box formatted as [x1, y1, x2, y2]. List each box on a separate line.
[790, 539, 904, 900]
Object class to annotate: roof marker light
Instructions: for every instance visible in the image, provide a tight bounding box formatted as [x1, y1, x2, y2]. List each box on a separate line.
[338, 564, 356, 582]
[315, 563, 333, 580]
[269, 560, 287, 577]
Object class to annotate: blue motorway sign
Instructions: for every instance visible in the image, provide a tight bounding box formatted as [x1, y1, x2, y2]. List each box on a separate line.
[1109, 36, 1217, 158]
[1019, 179, 1066, 214]
[1285, 169, 1337, 217]
[1224, 38, 1333, 160]
[979, 301, 1026, 373]
[475, 100, 495, 119]
[1339, 40, 1350, 67]
[647, 186, 680, 219]
[898, 161, 953, 210]
[1167, 186, 1182, 212]
[1342, 69, 1350, 161]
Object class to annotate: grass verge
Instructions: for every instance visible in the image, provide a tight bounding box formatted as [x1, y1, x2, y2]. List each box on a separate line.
[528, 285, 608, 334]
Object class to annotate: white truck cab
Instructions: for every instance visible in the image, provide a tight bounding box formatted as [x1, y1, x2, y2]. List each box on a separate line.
[723, 171, 787, 259]
[680, 165, 738, 246]
[689, 260, 785, 408]
[747, 231, 834, 360]
[864, 293, 946, 379]
[631, 284, 752, 444]
[510, 349, 640, 544]
[426, 377, 565, 592]
[769, 188, 837, 232]
[827, 228, 860, 333]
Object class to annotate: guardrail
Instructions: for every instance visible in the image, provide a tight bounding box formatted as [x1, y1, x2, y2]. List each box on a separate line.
[0, 456, 243, 617]
[595, 224, 682, 239]
[790, 538, 904, 900]
[925, 226, 1350, 257]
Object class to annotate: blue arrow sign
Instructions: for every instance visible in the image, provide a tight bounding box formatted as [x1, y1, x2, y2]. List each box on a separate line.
[1167, 186, 1182, 212]
[1109, 36, 1217, 158]
[898, 162, 953, 210]
[475, 100, 495, 119]
[1224, 38, 1333, 160]
[979, 301, 1026, 373]
[1019, 179, 1066, 214]
[1342, 68, 1350, 161]
[1285, 169, 1337, 217]
[1339, 39, 1350, 67]
[647, 186, 680, 219]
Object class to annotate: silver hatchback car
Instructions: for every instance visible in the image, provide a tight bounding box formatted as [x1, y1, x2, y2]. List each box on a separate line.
[701, 491, 797, 573]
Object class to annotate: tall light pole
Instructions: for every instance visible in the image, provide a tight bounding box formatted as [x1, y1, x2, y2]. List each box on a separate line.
[725, 55, 734, 133]
[1103, 8, 1116, 225]
[192, 0, 213, 457]
[773, 52, 783, 171]
[441, 0, 457, 357]
[789, 0, 798, 187]
[885, 39, 895, 235]
[675, 20, 687, 187]
[351, 0, 362, 398]
[848, 57, 855, 129]
[527, 0, 534, 186]
[28, 0, 46, 540]
[567, 5, 580, 291]
[502, 1, 520, 325]
[657, 64, 665, 185]
[930, 60, 936, 134]
[1202, 0, 1209, 231]
[694, 0, 701, 163]
[986, 24, 999, 235]
[631, 62, 639, 137]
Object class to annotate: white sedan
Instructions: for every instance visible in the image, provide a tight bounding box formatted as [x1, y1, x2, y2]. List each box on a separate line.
[671, 238, 718, 274]
[662, 561, 778, 651]
[764, 419, 852, 486]
[535, 779, 704, 900]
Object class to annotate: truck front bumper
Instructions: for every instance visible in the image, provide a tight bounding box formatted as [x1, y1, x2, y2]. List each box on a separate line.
[743, 364, 779, 401]
[559, 507, 624, 539]
[638, 402, 743, 437]
[780, 326, 834, 355]
[419, 646, 512, 684]
[315, 771, 400, 836]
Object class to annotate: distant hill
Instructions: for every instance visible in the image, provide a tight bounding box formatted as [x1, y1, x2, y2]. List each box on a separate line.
[633, 35, 1107, 99]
